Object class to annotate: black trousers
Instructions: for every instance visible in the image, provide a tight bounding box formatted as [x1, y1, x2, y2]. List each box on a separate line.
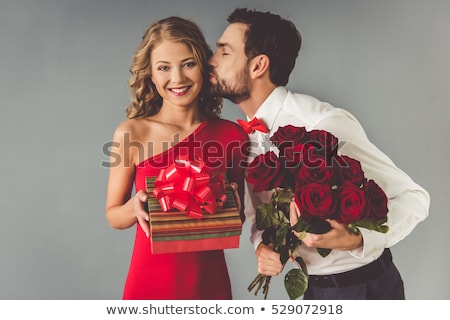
[303, 249, 405, 300]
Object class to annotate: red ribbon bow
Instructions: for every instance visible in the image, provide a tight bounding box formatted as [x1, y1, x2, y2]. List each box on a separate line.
[152, 156, 227, 219]
[237, 117, 269, 134]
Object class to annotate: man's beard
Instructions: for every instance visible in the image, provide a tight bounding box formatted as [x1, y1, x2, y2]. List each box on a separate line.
[210, 67, 250, 104]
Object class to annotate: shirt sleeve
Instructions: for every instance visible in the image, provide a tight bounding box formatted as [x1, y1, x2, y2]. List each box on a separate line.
[315, 108, 430, 256]
[225, 125, 250, 223]
[244, 181, 267, 251]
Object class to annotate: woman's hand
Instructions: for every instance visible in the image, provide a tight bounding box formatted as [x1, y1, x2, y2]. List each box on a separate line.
[134, 190, 150, 237]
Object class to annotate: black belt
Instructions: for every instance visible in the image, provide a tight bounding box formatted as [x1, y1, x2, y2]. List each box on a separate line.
[308, 248, 392, 288]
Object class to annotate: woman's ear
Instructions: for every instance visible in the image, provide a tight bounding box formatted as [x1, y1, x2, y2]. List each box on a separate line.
[249, 54, 270, 79]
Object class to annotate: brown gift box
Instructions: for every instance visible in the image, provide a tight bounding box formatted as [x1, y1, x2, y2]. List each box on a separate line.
[146, 176, 242, 254]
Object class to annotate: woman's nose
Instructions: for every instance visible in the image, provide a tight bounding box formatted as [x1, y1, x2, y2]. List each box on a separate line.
[171, 68, 186, 83]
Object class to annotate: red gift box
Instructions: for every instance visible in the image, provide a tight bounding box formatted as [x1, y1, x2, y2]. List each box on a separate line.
[146, 175, 242, 254]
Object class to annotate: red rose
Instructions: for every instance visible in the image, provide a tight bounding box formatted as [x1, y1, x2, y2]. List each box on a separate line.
[246, 151, 285, 192]
[364, 179, 389, 220]
[336, 155, 366, 186]
[295, 183, 336, 221]
[270, 125, 308, 147]
[307, 129, 339, 159]
[295, 155, 337, 186]
[337, 181, 367, 223]
[281, 143, 306, 172]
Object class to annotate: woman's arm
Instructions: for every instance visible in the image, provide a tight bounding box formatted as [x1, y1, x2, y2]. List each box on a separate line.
[105, 123, 150, 236]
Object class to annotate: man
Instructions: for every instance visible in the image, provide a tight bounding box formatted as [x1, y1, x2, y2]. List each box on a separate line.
[209, 8, 430, 299]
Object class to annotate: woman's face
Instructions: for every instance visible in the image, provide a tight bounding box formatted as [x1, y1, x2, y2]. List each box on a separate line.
[151, 40, 203, 110]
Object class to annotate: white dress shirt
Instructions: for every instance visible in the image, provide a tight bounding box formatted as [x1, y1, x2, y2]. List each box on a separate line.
[245, 86, 430, 275]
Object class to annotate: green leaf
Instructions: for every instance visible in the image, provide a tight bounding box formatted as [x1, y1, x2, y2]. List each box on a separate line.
[277, 209, 290, 224]
[279, 246, 290, 265]
[296, 230, 307, 240]
[295, 257, 308, 276]
[291, 218, 309, 233]
[256, 204, 279, 230]
[284, 268, 308, 300]
[353, 218, 389, 233]
[347, 223, 360, 235]
[275, 224, 289, 249]
[378, 216, 388, 224]
[261, 227, 276, 245]
[316, 247, 332, 257]
[277, 189, 294, 203]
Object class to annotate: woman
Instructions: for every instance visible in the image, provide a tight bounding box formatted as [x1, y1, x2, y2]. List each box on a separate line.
[105, 16, 248, 299]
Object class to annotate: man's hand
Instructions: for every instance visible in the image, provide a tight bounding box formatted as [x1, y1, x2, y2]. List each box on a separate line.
[289, 199, 363, 251]
[255, 243, 284, 276]
[302, 219, 363, 250]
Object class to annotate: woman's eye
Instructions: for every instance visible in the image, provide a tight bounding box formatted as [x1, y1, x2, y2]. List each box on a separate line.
[184, 61, 197, 68]
[157, 65, 169, 71]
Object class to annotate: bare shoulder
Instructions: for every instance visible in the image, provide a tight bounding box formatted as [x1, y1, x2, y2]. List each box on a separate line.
[112, 118, 151, 142]
[113, 118, 139, 135]
[111, 118, 156, 166]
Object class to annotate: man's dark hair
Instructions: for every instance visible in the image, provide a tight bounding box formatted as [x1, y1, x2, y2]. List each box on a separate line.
[228, 8, 302, 86]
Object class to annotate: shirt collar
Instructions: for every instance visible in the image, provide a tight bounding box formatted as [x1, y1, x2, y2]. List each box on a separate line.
[252, 86, 288, 134]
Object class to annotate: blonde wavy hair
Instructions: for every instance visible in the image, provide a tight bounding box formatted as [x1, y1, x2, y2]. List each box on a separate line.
[126, 16, 222, 119]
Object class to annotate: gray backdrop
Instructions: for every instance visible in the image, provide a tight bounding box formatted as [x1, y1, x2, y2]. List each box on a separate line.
[1, 0, 448, 300]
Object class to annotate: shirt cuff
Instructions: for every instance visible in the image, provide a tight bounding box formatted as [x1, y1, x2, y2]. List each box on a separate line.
[250, 227, 264, 252]
[347, 227, 386, 258]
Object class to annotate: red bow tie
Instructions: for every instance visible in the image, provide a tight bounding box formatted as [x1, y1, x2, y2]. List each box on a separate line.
[237, 117, 269, 134]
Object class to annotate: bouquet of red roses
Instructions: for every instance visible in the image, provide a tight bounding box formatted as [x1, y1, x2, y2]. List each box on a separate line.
[246, 125, 389, 300]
